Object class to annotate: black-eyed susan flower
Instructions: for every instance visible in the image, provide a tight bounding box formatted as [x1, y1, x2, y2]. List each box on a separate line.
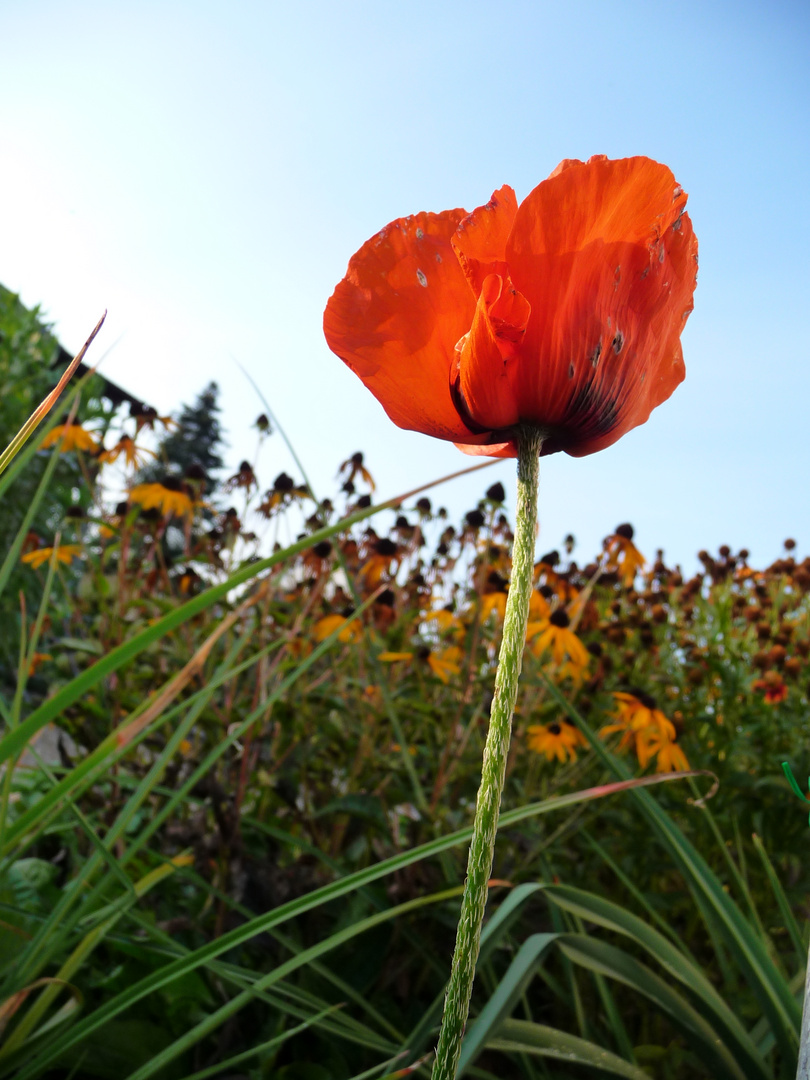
[302, 539, 334, 578]
[27, 651, 53, 675]
[604, 690, 676, 739]
[533, 558, 579, 603]
[258, 473, 310, 517]
[652, 737, 690, 772]
[358, 537, 400, 590]
[313, 613, 362, 644]
[378, 651, 415, 663]
[98, 435, 155, 469]
[130, 402, 174, 434]
[400, 644, 464, 683]
[524, 589, 551, 641]
[480, 571, 508, 622]
[425, 645, 463, 683]
[600, 690, 687, 770]
[422, 608, 464, 640]
[129, 477, 196, 521]
[526, 720, 585, 763]
[224, 460, 258, 493]
[42, 422, 99, 454]
[529, 609, 589, 671]
[22, 544, 83, 570]
[603, 524, 646, 587]
[339, 451, 376, 492]
[176, 567, 203, 594]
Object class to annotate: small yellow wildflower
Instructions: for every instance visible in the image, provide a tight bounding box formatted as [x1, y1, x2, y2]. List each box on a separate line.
[422, 609, 464, 639]
[98, 435, 155, 469]
[129, 480, 195, 521]
[22, 545, 83, 570]
[599, 691, 687, 771]
[312, 614, 362, 644]
[426, 645, 463, 684]
[530, 610, 589, 670]
[603, 524, 645, 586]
[42, 422, 99, 454]
[526, 720, 585, 763]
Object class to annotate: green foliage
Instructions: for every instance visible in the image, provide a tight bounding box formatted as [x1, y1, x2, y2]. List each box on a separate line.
[0, 289, 114, 689]
[0, 296, 809, 1077]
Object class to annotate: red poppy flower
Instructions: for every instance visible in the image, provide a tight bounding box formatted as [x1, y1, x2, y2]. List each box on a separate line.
[324, 155, 697, 458]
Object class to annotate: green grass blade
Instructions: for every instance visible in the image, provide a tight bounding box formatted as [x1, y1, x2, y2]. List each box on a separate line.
[542, 883, 770, 1079]
[558, 935, 749, 1080]
[1, 637, 280, 861]
[752, 831, 806, 962]
[0, 499, 389, 769]
[0, 858, 187, 1057]
[457, 933, 558, 1076]
[486, 1018, 653, 1080]
[175, 1005, 342, 1080]
[581, 828, 685, 949]
[542, 675, 801, 1062]
[0, 439, 63, 605]
[476, 883, 544, 965]
[10, 778, 683, 1080]
[123, 886, 465, 1080]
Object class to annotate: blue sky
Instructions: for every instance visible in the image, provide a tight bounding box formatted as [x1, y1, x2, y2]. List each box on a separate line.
[1, 0, 808, 570]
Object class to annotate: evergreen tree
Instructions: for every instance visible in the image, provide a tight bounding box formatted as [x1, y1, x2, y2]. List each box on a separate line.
[138, 382, 225, 489]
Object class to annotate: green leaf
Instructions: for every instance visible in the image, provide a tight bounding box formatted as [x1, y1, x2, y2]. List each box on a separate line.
[557, 934, 750, 1080]
[10, 781, 668, 1080]
[542, 676, 801, 1064]
[541, 883, 770, 1079]
[485, 1017, 653, 1079]
[314, 794, 391, 837]
[457, 933, 558, 1075]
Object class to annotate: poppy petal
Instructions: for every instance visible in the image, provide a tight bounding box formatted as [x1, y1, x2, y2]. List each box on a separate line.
[324, 209, 485, 442]
[454, 273, 531, 431]
[505, 156, 698, 456]
[451, 185, 519, 296]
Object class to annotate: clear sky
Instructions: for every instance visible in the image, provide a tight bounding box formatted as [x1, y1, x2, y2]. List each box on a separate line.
[1, 0, 808, 571]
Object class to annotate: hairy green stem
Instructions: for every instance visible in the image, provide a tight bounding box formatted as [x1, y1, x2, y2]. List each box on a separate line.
[431, 427, 543, 1080]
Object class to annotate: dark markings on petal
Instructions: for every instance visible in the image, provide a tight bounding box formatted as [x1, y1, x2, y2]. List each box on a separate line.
[568, 363, 575, 379]
[535, 379, 621, 456]
[612, 331, 624, 355]
[449, 373, 493, 436]
[590, 342, 602, 368]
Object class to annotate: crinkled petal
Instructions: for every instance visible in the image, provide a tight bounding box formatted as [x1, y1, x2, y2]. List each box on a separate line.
[324, 209, 486, 442]
[505, 156, 698, 456]
[451, 185, 519, 296]
[454, 273, 531, 430]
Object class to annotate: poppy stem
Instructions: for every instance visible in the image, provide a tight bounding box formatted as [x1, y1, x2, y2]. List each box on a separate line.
[431, 427, 543, 1080]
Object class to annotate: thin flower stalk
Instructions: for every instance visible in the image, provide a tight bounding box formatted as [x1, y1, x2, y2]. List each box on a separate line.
[432, 426, 543, 1080]
[0, 312, 106, 479]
